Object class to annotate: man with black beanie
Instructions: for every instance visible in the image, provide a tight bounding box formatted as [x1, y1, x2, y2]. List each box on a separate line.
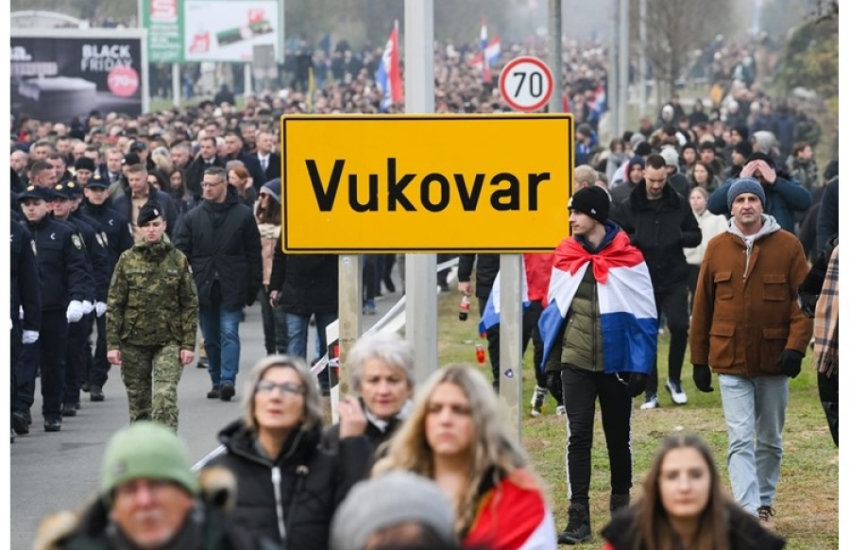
[540, 185, 654, 543]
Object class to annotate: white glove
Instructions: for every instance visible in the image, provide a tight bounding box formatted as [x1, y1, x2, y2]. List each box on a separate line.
[96, 302, 107, 317]
[67, 300, 85, 323]
[18, 306, 24, 320]
[22, 330, 39, 345]
[82, 300, 95, 315]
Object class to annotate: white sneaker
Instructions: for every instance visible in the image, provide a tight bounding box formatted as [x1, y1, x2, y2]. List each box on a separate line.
[556, 405, 566, 416]
[665, 379, 688, 405]
[640, 394, 659, 410]
[530, 386, 546, 417]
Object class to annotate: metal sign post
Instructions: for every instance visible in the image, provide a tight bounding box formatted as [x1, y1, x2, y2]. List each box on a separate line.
[499, 255, 524, 442]
[337, 254, 362, 398]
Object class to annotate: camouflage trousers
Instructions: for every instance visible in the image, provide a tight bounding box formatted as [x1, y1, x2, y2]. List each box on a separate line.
[120, 343, 183, 430]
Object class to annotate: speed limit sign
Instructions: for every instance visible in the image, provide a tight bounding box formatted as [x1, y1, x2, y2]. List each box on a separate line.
[498, 56, 554, 112]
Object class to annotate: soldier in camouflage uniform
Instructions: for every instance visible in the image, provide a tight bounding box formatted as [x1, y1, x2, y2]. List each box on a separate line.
[106, 201, 199, 430]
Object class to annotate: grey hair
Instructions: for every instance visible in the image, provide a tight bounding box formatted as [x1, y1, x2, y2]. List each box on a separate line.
[240, 355, 323, 432]
[347, 332, 415, 394]
[225, 159, 244, 172]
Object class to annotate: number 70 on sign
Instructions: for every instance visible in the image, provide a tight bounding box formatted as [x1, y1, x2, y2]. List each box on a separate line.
[498, 56, 555, 113]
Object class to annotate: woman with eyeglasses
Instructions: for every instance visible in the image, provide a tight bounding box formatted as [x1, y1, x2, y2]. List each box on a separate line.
[207, 355, 372, 550]
[322, 332, 415, 461]
[601, 433, 785, 550]
[255, 179, 287, 355]
[373, 364, 557, 549]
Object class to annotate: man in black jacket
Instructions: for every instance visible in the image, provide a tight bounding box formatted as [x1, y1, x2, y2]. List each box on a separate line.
[457, 254, 501, 390]
[224, 132, 265, 192]
[252, 131, 281, 182]
[175, 167, 262, 402]
[185, 137, 227, 201]
[112, 164, 179, 240]
[612, 153, 702, 409]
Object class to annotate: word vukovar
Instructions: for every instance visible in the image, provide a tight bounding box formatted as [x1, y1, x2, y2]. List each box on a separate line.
[306, 158, 552, 212]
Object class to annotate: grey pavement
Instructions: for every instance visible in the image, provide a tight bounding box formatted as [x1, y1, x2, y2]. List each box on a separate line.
[10, 286, 404, 550]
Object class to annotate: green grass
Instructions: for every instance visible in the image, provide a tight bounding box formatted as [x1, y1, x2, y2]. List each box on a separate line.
[433, 292, 837, 549]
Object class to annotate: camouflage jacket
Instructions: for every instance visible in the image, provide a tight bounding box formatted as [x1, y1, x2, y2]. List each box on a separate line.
[106, 238, 198, 349]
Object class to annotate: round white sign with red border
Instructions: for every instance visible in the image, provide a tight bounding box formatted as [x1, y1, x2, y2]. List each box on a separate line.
[498, 56, 554, 112]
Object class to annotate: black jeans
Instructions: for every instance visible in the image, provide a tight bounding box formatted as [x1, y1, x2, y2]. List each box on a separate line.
[478, 297, 500, 388]
[259, 288, 288, 354]
[522, 300, 549, 391]
[686, 264, 701, 313]
[561, 364, 633, 503]
[818, 370, 838, 447]
[647, 284, 690, 396]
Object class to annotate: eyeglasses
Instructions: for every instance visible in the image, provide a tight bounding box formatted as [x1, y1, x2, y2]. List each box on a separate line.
[201, 181, 224, 188]
[259, 193, 269, 198]
[256, 380, 305, 396]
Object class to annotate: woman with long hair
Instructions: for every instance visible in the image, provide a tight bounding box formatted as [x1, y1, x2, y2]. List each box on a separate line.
[689, 161, 718, 194]
[228, 165, 258, 208]
[684, 187, 727, 310]
[373, 364, 557, 549]
[206, 355, 372, 549]
[601, 433, 785, 550]
[255, 179, 287, 355]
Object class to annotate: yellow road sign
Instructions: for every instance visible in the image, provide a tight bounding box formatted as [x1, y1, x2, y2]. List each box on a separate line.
[280, 114, 573, 253]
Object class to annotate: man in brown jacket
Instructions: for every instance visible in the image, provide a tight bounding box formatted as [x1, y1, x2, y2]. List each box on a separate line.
[690, 177, 813, 530]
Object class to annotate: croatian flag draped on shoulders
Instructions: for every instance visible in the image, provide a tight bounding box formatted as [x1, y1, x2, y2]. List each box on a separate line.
[539, 225, 658, 375]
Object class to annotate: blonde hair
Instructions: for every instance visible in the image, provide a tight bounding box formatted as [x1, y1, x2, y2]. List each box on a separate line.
[372, 363, 528, 534]
[239, 355, 323, 432]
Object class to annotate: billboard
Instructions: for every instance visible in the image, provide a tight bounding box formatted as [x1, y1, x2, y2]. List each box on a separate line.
[142, 0, 184, 63]
[10, 30, 148, 122]
[183, 0, 279, 62]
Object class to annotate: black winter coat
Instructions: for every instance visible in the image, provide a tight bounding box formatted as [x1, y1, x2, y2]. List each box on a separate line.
[269, 229, 339, 315]
[208, 420, 371, 550]
[458, 254, 500, 299]
[111, 185, 179, 238]
[612, 180, 702, 291]
[602, 505, 785, 550]
[174, 186, 263, 310]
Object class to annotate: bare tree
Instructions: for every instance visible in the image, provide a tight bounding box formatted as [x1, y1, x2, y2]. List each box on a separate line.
[632, 0, 737, 103]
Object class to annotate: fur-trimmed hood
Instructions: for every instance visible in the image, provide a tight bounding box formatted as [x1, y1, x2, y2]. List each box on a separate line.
[33, 466, 237, 550]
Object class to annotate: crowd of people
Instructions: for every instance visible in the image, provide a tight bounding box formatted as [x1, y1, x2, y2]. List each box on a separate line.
[10, 32, 839, 550]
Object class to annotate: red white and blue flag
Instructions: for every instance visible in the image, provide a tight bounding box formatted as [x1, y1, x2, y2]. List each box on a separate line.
[539, 230, 658, 374]
[375, 21, 403, 111]
[471, 20, 500, 82]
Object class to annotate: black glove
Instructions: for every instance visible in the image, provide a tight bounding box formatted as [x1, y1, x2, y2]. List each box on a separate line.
[627, 373, 647, 398]
[797, 292, 818, 318]
[693, 364, 714, 393]
[776, 349, 804, 379]
[546, 370, 564, 404]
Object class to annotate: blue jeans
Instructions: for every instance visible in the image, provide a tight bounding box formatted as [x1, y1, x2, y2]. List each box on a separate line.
[718, 374, 789, 514]
[199, 305, 242, 388]
[286, 312, 336, 388]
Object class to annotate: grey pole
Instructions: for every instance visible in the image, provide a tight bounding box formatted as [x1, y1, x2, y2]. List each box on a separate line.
[618, 0, 629, 135]
[608, 0, 620, 138]
[172, 64, 181, 108]
[337, 254, 362, 396]
[403, 0, 438, 385]
[639, 0, 646, 118]
[548, 0, 563, 115]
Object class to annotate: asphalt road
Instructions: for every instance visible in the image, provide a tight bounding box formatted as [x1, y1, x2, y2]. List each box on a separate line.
[10, 289, 404, 550]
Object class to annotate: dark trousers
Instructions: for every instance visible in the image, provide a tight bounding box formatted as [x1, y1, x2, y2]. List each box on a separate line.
[437, 254, 456, 289]
[647, 284, 690, 396]
[477, 297, 501, 388]
[88, 313, 110, 387]
[686, 264, 701, 313]
[16, 342, 38, 412]
[561, 364, 633, 503]
[363, 255, 380, 301]
[381, 254, 396, 290]
[259, 288, 288, 354]
[818, 370, 839, 446]
[522, 300, 548, 390]
[64, 313, 93, 406]
[11, 321, 21, 415]
[34, 310, 69, 419]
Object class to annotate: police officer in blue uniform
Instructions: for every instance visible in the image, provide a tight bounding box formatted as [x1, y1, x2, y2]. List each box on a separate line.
[11, 219, 41, 442]
[52, 182, 109, 416]
[82, 176, 134, 400]
[18, 185, 93, 432]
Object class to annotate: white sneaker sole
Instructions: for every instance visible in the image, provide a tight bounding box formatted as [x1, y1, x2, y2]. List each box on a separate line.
[665, 382, 688, 405]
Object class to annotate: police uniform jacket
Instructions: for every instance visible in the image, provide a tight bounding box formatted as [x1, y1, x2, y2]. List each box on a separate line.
[26, 215, 93, 312]
[11, 220, 41, 331]
[81, 201, 134, 273]
[106, 238, 199, 351]
[65, 214, 110, 303]
[690, 215, 813, 378]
